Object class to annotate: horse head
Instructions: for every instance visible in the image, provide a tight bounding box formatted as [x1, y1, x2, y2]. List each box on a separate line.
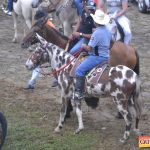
[25, 34, 49, 70]
[21, 16, 48, 49]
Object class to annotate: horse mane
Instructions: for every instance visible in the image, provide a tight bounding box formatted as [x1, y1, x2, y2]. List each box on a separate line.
[33, 15, 69, 41]
[50, 27, 69, 41]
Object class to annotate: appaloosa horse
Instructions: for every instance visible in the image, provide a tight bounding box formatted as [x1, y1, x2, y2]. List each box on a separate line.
[25, 34, 142, 143]
[21, 16, 140, 75]
[31, 0, 78, 36]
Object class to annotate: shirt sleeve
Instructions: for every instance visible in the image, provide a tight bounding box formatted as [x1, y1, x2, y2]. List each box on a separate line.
[88, 31, 99, 48]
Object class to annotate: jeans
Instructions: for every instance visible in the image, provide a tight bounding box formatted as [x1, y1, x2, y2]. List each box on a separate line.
[74, 0, 83, 16]
[28, 66, 40, 87]
[7, 0, 13, 12]
[70, 38, 89, 55]
[76, 55, 108, 77]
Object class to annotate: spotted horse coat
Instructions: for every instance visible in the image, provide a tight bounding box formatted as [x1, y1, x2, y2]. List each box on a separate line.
[25, 34, 142, 143]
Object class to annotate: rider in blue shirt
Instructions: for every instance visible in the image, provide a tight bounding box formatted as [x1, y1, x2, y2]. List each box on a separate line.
[73, 9, 111, 100]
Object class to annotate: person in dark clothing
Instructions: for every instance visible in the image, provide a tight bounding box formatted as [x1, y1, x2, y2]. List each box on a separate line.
[69, 0, 96, 55]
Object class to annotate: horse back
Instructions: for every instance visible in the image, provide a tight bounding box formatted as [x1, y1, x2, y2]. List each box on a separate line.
[109, 41, 137, 70]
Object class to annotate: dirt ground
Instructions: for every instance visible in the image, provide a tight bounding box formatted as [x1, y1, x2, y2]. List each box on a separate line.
[0, 0, 150, 150]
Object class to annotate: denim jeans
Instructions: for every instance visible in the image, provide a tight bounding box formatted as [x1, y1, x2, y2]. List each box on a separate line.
[28, 66, 40, 87]
[74, 0, 83, 16]
[70, 38, 89, 55]
[75, 55, 108, 77]
[7, 0, 13, 12]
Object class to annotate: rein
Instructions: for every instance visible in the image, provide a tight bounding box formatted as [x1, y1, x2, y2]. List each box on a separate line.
[39, 48, 83, 76]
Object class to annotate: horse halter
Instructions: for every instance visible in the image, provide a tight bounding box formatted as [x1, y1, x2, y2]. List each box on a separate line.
[29, 46, 48, 67]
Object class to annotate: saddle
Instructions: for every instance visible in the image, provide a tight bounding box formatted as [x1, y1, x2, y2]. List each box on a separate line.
[70, 54, 109, 86]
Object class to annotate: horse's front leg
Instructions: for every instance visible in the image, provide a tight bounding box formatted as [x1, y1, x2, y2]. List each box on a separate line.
[63, 21, 72, 37]
[54, 99, 67, 133]
[12, 12, 18, 43]
[74, 100, 84, 134]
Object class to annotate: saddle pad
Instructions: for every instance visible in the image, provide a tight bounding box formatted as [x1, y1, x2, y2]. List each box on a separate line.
[86, 62, 108, 85]
[69, 54, 87, 77]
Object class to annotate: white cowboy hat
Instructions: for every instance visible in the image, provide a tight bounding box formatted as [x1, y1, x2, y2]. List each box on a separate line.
[90, 9, 110, 25]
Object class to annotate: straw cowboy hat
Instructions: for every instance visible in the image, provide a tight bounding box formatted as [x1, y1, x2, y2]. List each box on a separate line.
[90, 9, 110, 25]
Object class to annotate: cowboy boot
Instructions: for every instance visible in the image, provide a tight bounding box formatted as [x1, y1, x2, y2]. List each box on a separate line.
[73, 77, 85, 101]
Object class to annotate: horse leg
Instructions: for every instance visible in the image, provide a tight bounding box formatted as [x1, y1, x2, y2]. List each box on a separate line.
[114, 98, 132, 143]
[24, 19, 32, 37]
[74, 100, 84, 134]
[65, 99, 73, 119]
[12, 12, 18, 43]
[63, 21, 73, 37]
[54, 97, 68, 133]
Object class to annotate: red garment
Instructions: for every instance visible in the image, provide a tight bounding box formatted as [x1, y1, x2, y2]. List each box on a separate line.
[94, 0, 98, 5]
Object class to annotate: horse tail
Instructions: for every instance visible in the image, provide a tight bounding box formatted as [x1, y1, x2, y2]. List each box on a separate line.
[0, 112, 7, 149]
[84, 97, 99, 109]
[133, 76, 142, 119]
[133, 50, 140, 75]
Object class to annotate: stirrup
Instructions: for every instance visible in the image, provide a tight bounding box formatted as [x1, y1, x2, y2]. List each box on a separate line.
[72, 91, 84, 101]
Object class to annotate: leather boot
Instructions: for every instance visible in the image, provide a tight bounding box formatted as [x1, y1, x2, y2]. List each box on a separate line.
[73, 77, 85, 101]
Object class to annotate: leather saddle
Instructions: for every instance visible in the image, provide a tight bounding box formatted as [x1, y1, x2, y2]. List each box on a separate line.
[70, 54, 109, 86]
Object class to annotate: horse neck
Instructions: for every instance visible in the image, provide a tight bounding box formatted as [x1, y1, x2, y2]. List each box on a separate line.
[44, 24, 69, 49]
[46, 43, 74, 70]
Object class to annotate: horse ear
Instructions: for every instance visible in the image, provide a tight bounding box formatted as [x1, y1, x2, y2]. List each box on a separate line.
[36, 33, 48, 46]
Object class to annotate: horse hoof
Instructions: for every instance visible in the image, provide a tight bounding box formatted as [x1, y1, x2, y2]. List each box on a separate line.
[54, 126, 62, 133]
[119, 138, 127, 144]
[12, 38, 17, 43]
[74, 128, 84, 134]
[133, 129, 143, 136]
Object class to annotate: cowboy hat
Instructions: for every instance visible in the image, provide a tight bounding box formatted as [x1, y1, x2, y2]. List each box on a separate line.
[90, 9, 110, 25]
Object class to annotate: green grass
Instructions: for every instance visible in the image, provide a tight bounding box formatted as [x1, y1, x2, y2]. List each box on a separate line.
[1, 99, 100, 150]
[3, 121, 99, 150]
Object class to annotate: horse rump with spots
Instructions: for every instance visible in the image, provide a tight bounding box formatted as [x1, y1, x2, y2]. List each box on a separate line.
[25, 34, 142, 143]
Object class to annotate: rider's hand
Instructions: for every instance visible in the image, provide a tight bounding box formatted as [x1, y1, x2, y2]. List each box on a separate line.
[72, 32, 80, 38]
[81, 44, 87, 49]
[69, 34, 74, 41]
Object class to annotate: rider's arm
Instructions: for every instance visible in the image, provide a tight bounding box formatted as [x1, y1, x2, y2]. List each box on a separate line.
[115, 1, 128, 18]
[74, 16, 82, 32]
[82, 44, 93, 51]
[81, 33, 92, 39]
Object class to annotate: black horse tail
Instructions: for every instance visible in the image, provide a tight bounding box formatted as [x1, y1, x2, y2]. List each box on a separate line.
[133, 50, 140, 75]
[0, 112, 7, 149]
[84, 97, 99, 109]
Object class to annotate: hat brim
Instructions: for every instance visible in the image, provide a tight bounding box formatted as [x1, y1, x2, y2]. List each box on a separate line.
[91, 14, 110, 25]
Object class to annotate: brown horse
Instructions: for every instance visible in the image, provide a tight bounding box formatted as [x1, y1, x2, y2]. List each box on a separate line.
[21, 16, 139, 75]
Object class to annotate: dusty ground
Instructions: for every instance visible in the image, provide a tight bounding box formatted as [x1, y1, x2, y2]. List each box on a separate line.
[0, 0, 150, 150]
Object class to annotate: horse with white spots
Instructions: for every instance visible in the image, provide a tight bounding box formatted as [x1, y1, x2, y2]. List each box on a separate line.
[25, 34, 142, 143]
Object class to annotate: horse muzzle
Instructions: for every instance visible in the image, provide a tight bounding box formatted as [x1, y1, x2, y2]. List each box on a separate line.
[25, 60, 34, 70]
